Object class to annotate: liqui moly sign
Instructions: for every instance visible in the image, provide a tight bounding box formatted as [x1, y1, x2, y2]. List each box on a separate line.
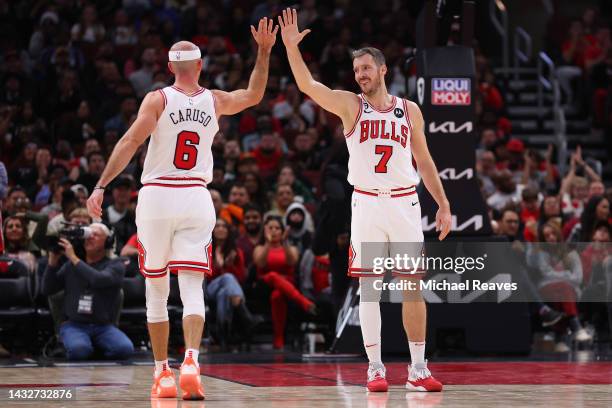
[431, 78, 471, 105]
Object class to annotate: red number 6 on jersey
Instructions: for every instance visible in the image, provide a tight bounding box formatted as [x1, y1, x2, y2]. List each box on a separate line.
[173, 130, 200, 170]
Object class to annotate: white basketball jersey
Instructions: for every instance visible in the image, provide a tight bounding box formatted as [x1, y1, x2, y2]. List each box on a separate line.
[141, 85, 219, 184]
[344, 94, 420, 189]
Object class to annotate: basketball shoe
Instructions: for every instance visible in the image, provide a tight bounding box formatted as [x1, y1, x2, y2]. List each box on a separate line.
[367, 362, 388, 392]
[405, 361, 443, 392]
[180, 356, 205, 400]
[150, 369, 177, 399]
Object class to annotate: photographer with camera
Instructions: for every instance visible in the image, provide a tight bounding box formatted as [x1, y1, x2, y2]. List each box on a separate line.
[41, 222, 134, 361]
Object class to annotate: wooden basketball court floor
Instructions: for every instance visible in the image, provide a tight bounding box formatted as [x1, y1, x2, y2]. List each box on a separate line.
[1, 358, 612, 407]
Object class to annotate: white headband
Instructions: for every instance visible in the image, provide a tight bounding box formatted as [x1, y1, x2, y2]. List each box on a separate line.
[168, 49, 201, 61]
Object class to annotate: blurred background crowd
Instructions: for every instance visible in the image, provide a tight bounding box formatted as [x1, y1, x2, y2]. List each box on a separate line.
[0, 0, 610, 360]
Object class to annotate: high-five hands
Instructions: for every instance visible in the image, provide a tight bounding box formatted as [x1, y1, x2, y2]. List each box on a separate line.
[251, 17, 278, 52]
[278, 8, 311, 48]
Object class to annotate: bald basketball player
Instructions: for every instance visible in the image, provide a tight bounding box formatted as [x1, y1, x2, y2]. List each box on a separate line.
[278, 9, 451, 392]
[87, 19, 278, 400]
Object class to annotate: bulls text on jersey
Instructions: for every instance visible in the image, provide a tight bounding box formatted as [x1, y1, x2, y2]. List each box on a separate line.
[359, 119, 409, 148]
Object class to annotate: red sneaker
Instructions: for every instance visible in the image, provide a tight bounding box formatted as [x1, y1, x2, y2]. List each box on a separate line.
[366, 363, 388, 392]
[180, 356, 205, 400]
[150, 369, 177, 399]
[405, 361, 443, 392]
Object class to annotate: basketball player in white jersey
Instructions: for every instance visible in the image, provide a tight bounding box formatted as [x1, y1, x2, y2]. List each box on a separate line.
[86, 18, 278, 400]
[279, 9, 451, 392]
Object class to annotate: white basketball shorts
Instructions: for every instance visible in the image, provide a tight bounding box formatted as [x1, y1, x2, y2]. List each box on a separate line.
[348, 185, 425, 278]
[135, 178, 215, 278]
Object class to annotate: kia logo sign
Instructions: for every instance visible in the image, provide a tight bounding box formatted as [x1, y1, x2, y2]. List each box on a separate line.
[439, 168, 474, 180]
[422, 215, 483, 232]
[431, 78, 471, 105]
[429, 121, 473, 134]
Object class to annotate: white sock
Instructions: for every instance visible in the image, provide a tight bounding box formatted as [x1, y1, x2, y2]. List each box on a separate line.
[154, 359, 169, 377]
[185, 348, 199, 366]
[359, 301, 382, 363]
[409, 341, 426, 366]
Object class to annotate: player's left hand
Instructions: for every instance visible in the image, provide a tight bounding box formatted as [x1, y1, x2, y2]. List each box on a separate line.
[435, 205, 452, 241]
[251, 17, 278, 52]
[87, 188, 104, 220]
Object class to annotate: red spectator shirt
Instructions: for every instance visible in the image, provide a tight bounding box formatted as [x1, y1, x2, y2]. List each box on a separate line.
[561, 35, 596, 68]
[125, 233, 138, 249]
[253, 147, 282, 178]
[257, 246, 294, 281]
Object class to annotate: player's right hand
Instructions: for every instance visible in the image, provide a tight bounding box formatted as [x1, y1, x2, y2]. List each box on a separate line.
[86, 188, 104, 220]
[278, 8, 311, 48]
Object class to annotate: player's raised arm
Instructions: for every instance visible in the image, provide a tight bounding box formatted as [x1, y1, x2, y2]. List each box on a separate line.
[407, 100, 452, 240]
[278, 8, 358, 126]
[86, 90, 162, 218]
[213, 17, 278, 117]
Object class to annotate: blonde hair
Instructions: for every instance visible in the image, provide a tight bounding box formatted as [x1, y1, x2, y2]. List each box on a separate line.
[572, 177, 588, 189]
[69, 207, 92, 223]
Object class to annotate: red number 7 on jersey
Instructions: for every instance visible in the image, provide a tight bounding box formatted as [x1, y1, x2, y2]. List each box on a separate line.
[374, 145, 393, 173]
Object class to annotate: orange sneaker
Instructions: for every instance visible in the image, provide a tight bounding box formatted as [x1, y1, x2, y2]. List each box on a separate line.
[151, 369, 178, 399]
[179, 356, 204, 400]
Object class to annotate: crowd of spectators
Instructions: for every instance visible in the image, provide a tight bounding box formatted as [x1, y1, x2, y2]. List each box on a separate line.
[477, 4, 612, 352]
[545, 5, 611, 134]
[0, 1, 610, 358]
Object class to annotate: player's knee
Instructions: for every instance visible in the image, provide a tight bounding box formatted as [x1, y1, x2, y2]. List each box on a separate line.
[145, 275, 170, 323]
[178, 271, 205, 320]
